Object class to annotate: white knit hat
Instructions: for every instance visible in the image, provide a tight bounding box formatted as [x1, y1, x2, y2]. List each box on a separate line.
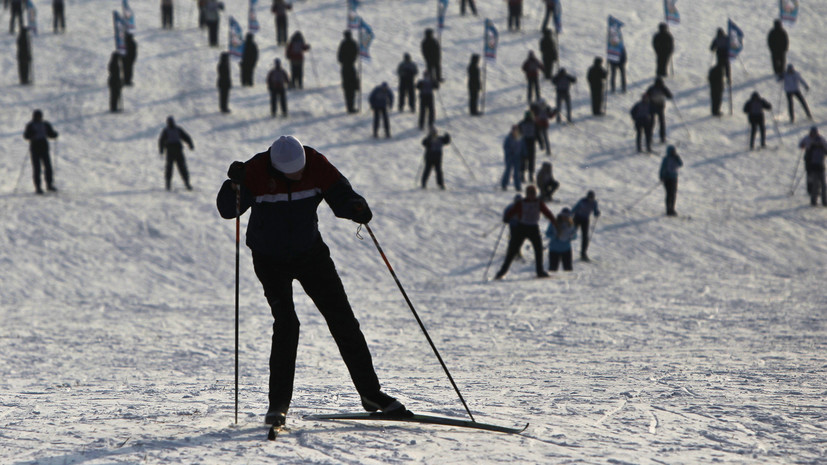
[269, 136, 306, 173]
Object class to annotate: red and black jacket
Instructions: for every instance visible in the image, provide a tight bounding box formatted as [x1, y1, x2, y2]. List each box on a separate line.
[217, 146, 366, 260]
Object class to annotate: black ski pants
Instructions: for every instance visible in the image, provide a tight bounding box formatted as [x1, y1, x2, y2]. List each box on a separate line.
[663, 178, 678, 215]
[161, 5, 173, 28]
[372, 107, 390, 137]
[497, 223, 545, 277]
[635, 120, 653, 152]
[252, 240, 382, 413]
[421, 153, 443, 188]
[548, 249, 572, 271]
[610, 62, 625, 93]
[418, 95, 435, 129]
[270, 88, 287, 116]
[786, 91, 812, 122]
[164, 143, 190, 189]
[290, 60, 303, 89]
[748, 115, 766, 149]
[30, 143, 54, 190]
[573, 215, 590, 258]
[399, 78, 415, 112]
[806, 167, 826, 206]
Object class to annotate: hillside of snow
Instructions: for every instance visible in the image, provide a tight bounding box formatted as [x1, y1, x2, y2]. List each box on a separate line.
[1, 0, 825, 463]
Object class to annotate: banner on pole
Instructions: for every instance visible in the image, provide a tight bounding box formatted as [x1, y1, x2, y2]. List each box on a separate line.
[607, 16, 624, 64]
[229, 16, 244, 58]
[248, 0, 259, 33]
[437, 0, 448, 29]
[113, 11, 127, 55]
[347, 0, 359, 29]
[123, 0, 136, 32]
[358, 16, 374, 60]
[26, 0, 37, 35]
[779, 0, 799, 24]
[727, 19, 744, 60]
[664, 0, 679, 25]
[483, 18, 498, 61]
[553, 0, 562, 33]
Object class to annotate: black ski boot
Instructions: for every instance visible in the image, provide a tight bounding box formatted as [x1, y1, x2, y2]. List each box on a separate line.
[361, 392, 412, 417]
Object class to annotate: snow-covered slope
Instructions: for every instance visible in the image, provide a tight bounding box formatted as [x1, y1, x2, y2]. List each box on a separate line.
[1, 0, 825, 463]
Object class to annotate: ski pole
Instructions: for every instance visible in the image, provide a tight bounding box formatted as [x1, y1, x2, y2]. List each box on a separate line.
[789, 150, 803, 196]
[13, 149, 29, 194]
[670, 99, 692, 141]
[483, 223, 506, 281]
[769, 108, 784, 147]
[362, 224, 476, 423]
[234, 187, 241, 424]
[589, 215, 599, 244]
[626, 181, 660, 211]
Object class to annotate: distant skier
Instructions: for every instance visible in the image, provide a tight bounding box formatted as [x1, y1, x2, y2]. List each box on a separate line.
[204, 0, 224, 47]
[551, 67, 576, 124]
[710, 28, 730, 84]
[708, 64, 724, 117]
[518, 111, 538, 182]
[587, 57, 607, 116]
[338, 30, 360, 113]
[267, 59, 290, 117]
[368, 82, 393, 138]
[571, 190, 600, 262]
[52, 0, 65, 33]
[460, 0, 476, 16]
[799, 126, 827, 206]
[522, 51, 543, 103]
[240, 33, 259, 87]
[16, 27, 31, 85]
[421, 28, 441, 82]
[397, 53, 418, 113]
[158, 116, 194, 191]
[743, 91, 772, 150]
[659, 145, 683, 216]
[506, 0, 522, 31]
[539, 28, 558, 80]
[779, 64, 812, 123]
[285, 31, 309, 89]
[107, 52, 123, 113]
[217, 52, 232, 113]
[645, 77, 673, 144]
[767, 19, 788, 78]
[9, 0, 24, 34]
[421, 126, 450, 189]
[541, 0, 556, 32]
[467, 54, 481, 116]
[545, 207, 577, 272]
[161, 0, 173, 29]
[23, 109, 59, 194]
[536, 161, 559, 202]
[608, 45, 626, 93]
[494, 185, 557, 280]
[271, 0, 292, 45]
[530, 99, 556, 156]
[501, 125, 525, 192]
[630, 93, 653, 153]
[652, 22, 673, 78]
[416, 71, 438, 130]
[123, 32, 138, 86]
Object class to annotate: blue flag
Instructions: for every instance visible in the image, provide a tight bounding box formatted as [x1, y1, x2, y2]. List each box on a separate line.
[229, 16, 244, 58]
[727, 19, 744, 60]
[664, 0, 679, 25]
[113, 11, 127, 54]
[437, 0, 448, 29]
[779, 0, 799, 24]
[607, 16, 624, 64]
[553, 0, 562, 33]
[358, 16, 374, 60]
[248, 0, 259, 33]
[123, 0, 135, 32]
[483, 18, 498, 61]
[26, 0, 37, 35]
[347, 1, 359, 30]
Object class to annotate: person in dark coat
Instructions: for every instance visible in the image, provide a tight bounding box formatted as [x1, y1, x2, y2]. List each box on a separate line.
[659, 144, 683, 216]
[779, 64, 812, 123]
[800, 126, 827, 206]
[571, 190, 600, 261]
[609, 45, 626, 93]
[467, 54, 481, 116]
[52, 0, 65, 33]
[215, 135, 409, 428]
[123, 32, 137, 86]
[539, 28, 558, 80]
[16, 27, 31, 85]
[530, 98, 556, 156]
[240, 33, 259, 87]
[518, 110, 538, 182]
[217, 52, 232, 113]
[421, 126, 450, 189]
[271, 0, 292, 45]
[9, 0, 24, 34]
[506, 0, 522, 31]
[416, 72, 438, 130]
[23, 109, 59, 194]
[338, 30, 360, 113]
[460, 0, 476, 16]
[502, 125, 525, 192]
[652, 22, 673, 78]
[421, 28, 441, 83]
[161, 0, 173, 29]
[107, 52, 123, 113]
[494, 185, 556, 280]
[710, 28, 730, 84]
[204, 0, 223, 47]
[541, 0, 556, 32]
[397, 53, 418, 113]
[522, 51, 543, 103]
[587, 57, 607, 116]
[630, 93, 653, 153]
[536, 161, 559, 202]
[708, 65, 724, 116]
[368, 82, 393, 138]
[267, 59, 290, 117]
[285, 31, 309, 89]
[158, 116, 194, 191]
[551, 67, 576, 123]
[743, 91, 772, 150]
[767, 19, 789, 78]
[645, 77, 673, 144]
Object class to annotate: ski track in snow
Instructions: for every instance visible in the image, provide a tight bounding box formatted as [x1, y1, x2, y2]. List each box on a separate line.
[1, 0, 826, 463]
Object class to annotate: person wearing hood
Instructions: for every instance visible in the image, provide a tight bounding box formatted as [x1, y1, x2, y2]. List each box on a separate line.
[743, 91, 772, 150]
[530, 99, 556, 156]
[710, 27, 730, 84]
[467, 54, 481, 115]
[518, 110, 539, 182]
[587, 57, 607, 116]
[767, 19, 789, 78]
[286, 31, 310, 89]
[215, 135, 410, 429]
[522, 51, 543, 103]
[659, 145, 683, 216]
[240, 33, 259, 87]
[545, 207, 577, 272]
[652, 22, 673, 78]
[779, 64, 812, 123]
[107, 51, 123, 113]
[16, 26, 31, 85]
[267, 59, 290, 117]
[708, 64, 724, 116]
[645, 77, 673, 144]
[271, 0, 292, 45]
[123, 32, 138, 86]
[158, 116, 194, 191]
[494, 185, 557, 280]
[630, 93, 653, 153]
[551, 67, 576, 123]
[571, 190, 600, 261]
[421, 126, 450, 189]
[23, 109, 59, 194]
[539, 28, 558, 80]
[421, 28, 441, 82]
[217, 52, 232, 113]
[800, 126, 827, 206]
[368, 82, 394, 138]
[338, 30, 360, 113]
[397, 53, 418, 113]
[536, 161, 559, 202]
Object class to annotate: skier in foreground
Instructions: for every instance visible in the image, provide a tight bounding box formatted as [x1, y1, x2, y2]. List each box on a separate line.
[216, 135, 409, 427]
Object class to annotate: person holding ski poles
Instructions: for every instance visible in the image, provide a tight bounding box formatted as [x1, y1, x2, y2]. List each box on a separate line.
[216, 135, 410, 428]
[494, 185, 557, 280]
[571, 190, 600, 262]
[23, 109, 59, 194]
[799, 126, 827, 206]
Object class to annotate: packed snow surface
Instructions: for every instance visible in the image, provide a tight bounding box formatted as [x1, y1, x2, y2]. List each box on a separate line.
[1, 0, 825, 463]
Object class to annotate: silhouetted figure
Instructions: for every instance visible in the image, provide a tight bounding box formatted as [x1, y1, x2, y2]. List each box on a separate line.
[161, 0, 173, 29]
[285, 31, 309, 89]
[204, 0, 223, 47]
[467, 54, 481, 115]
[708, 65, 724, 116]
[123, 32, 138, 86]
[652, 22, 673, 78]
[767, 19, 789, 78]
[338, 30, 360, 113]
[397, 53, 418, 113]
[52, 0, 65, 33]
[240, 33, 259, 87]
[267, 59, 290, 117]
[158, 116, 194, 191]
[416, 72, 438, 130]
[16, 27, 31, 85]
[23, 109, 59, 194]
[743, 91, 772, 150]
[587, 57, 607, 115]
[271, 0, 292, 45]
[421, 28, 441, 82]
[540, 28, 558, 80]
[107, 52, 123, 112]
[217, 52, 232, 113]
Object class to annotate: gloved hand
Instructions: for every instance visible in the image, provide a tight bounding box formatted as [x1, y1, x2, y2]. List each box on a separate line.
[227, 161, 246, 184]
[351, 198, 372, 224]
